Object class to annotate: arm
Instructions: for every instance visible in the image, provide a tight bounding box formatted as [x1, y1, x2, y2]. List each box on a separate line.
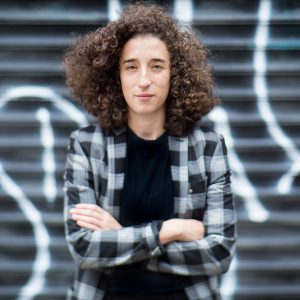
[151, 135, 236, 276]
[159, 218, 205, 245]
[64, 129, 163, 270]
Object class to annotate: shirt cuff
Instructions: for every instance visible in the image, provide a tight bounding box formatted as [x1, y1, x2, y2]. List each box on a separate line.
[143, 220, 164, 257]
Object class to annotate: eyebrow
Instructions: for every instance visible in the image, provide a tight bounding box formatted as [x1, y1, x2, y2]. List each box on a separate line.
[122, 58, 167, 64]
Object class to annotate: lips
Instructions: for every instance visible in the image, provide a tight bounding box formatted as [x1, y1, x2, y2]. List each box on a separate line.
[135, 93, 154, 100]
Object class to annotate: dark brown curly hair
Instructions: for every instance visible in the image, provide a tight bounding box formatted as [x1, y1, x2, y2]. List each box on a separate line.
[64, 2, 219, 137]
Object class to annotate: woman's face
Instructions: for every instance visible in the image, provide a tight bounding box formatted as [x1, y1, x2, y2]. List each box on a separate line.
[119, 34, 171, 121]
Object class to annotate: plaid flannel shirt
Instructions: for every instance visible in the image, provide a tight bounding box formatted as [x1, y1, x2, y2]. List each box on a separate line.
[64, 124, 236, 300]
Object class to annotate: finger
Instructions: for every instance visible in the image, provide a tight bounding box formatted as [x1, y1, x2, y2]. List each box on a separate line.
[70, 207, 102, 219]
[76, 220, 99, 231]
[76, 206, 113, 219]
[75, 203, 106, 214]
[72, 214, 102, 228]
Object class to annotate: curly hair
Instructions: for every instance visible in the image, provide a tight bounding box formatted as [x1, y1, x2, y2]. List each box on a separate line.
[64, 2, 219, 137]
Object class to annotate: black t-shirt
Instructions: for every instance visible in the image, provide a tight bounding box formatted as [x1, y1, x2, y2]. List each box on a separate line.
[120, 127, 174, 226]
[108, 127, 191, 294]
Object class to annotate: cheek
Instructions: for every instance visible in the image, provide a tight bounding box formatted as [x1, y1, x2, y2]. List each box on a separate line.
[120, 75, 130, 96]
[120, 73, 135, 88]
[160, 74, 171, 94]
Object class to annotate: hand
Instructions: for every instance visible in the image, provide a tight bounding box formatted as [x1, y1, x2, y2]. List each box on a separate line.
[70, 204, 123, 231]
[159, 219, 205, 245]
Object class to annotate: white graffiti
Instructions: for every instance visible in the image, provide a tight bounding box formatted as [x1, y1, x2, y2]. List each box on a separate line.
[0, 86, 87, 125]
[0, 1, 297, 299]
[175, 0, 268, 223]
[36, 108, 56, 203]
[209, 107, 269, 223]
[0, 163, 50, 300]
[209, 107, 269, 300]
[174, 0, 193, 24]
[108, 0, 121, 21]
[220, 256, 238, 299]
[254, 0, 300, 194]
[0, 86, 88, 300]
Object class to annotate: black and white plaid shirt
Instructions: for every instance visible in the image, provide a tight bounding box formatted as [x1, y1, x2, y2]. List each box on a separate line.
[64, 124, 236, 300]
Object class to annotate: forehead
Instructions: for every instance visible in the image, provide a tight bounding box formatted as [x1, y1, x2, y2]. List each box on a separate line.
[120, 34, 170, 61]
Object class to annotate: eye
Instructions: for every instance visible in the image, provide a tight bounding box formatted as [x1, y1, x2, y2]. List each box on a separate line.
[126, 65, 137, 71]
[152, 64, 163, 71]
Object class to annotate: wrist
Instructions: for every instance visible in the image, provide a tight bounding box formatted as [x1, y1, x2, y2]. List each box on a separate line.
[159, 219, 181, 245]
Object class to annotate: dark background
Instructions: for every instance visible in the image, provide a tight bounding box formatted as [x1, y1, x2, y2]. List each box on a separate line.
[0, 0, 299, 299]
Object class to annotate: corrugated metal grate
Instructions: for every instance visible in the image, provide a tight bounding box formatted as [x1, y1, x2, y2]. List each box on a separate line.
[0, 1, 299, 299]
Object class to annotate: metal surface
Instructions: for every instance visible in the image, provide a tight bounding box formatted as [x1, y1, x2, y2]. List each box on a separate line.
[0, 1, 299, 299]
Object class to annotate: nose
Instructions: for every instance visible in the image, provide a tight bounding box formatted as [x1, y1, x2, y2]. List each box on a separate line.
[138, 68, 151, 88]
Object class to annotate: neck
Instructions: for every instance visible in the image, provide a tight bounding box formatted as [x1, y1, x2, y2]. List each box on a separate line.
[128, 113, 166, 140]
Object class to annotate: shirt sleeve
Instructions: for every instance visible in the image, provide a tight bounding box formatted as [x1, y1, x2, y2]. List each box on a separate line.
[64, 129, 163, 270]
[149, 134, 237, 276]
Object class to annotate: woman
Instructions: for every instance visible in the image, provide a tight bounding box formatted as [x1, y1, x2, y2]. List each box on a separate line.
[63, 3, 236, 300]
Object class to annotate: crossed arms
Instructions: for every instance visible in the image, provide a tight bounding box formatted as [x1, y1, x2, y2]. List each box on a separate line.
[64, 129, 236, 276]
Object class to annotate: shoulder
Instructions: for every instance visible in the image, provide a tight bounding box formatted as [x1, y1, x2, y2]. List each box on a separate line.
[67, 124, 109, 158]
[189, 124, 223, 145]
[187, 124, 228, 159]
[187, 126, 230, 178]
[70, 123, 106, 143]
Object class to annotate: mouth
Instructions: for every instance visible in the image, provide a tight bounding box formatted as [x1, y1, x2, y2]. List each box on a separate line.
[135, 94, 154, 100]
